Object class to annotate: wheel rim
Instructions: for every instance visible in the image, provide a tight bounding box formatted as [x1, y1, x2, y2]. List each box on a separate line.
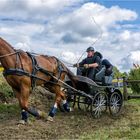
[84, 97, 92, 111]
[91, 92, 107, 118]
[109, 92, 123, 116]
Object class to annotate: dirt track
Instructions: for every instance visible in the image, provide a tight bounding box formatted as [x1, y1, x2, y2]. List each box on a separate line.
[0, 88, 140, 139]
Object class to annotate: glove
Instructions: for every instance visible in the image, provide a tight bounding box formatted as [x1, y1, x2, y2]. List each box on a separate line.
[73, 63, 79, 67]
[84, 64, 89, 69]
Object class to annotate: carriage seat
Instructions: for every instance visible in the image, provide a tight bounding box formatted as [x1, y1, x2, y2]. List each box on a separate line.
[95, 66, 113, 85]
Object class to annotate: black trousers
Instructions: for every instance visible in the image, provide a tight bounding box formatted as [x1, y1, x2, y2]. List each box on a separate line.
[105, 66, 113, 76]
[77, 67, 97, 80]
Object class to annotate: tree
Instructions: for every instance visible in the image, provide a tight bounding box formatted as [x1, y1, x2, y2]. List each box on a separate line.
[129, 68, 140, 94]
[113, 66, 122, 79]
[121, 72, 128, 78]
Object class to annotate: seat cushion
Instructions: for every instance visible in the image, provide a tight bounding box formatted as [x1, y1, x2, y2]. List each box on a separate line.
[95, 67, 105, 81]
[104, 74, 113, 84]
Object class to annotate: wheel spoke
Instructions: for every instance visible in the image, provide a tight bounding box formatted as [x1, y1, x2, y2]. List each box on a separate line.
[109, 92, 123, 116]
[91, 92, 107, 118]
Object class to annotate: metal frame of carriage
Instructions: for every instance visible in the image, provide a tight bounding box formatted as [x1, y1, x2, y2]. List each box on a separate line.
[63, 75, 123, 118]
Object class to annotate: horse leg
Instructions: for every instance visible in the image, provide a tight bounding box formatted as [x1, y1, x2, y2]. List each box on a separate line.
[47, 94, 62, 121]
[47, 86, 62, 121]
[15, 85, 44, 124]
[60, 90, 72, 112]
[14, 88, 29, 124]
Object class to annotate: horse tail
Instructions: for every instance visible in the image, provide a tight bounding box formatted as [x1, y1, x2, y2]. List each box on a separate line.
[55, 57, 77, 87]
[66, 68, 75, 80]
[65, 67, 77, 87]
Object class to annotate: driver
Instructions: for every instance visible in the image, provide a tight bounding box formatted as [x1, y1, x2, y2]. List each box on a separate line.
[73, 47, 102, 80]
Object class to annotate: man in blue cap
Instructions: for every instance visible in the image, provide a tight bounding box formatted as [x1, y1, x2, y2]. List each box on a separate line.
[73, 46, 102, 80]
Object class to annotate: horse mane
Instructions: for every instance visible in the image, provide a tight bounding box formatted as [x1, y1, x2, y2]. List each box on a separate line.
[42, 54, 49, 58]
[0, 37, 15, 51]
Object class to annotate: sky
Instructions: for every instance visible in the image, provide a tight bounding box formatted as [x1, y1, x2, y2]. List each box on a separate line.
[0, 0, 140, 73]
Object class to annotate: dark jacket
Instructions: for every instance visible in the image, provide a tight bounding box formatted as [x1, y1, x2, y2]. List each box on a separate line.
[79, 52, 102, 71]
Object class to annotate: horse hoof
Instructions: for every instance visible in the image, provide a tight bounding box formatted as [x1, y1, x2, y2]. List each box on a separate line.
[47, 116, 54, 122]
[17, 120, 26, 125]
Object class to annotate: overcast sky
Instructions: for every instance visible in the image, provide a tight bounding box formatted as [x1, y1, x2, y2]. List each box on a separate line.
[0, 0, 140, 72]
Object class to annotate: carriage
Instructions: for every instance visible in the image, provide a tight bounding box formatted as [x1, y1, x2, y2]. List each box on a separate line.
[64, 73, 123, 118]
[0, 37, 123, 122]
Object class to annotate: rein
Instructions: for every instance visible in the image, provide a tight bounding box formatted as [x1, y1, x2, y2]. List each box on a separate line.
[0, 51, 19, 58]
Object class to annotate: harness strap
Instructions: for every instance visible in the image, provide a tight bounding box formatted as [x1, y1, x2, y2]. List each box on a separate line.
[26, 52, 58, 88]
[53, 58, 67, 83]
[0, 51, 19, 58]
[26, 52, 54, 88]
[3, 68, 60, 86]
[26, 52, 38, 88]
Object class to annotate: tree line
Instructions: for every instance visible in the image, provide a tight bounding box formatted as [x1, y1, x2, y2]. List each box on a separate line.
[113, 66, 140, 94]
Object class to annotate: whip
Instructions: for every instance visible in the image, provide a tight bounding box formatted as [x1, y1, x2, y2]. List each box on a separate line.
[59, 17, 103, 67]
[76, 17, 103, 64]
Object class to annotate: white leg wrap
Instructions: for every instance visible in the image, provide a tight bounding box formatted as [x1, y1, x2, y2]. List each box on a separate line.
[54, 103, 58, 108]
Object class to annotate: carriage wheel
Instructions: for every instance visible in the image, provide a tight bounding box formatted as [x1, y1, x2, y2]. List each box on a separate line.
[109, 91, 123, 117]
[67, 94, 76, 108]
[91, 92, 108, 118]
[78, 96, 92, 111]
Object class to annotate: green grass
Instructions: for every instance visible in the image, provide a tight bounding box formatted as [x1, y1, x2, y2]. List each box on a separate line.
[80, 124, 140, 140]
[0, 72, 14, 98]
[119, 87, 133, 94]
[0, 104, 20, 121]
[0, 104, 19, 113]
[127, 99, 140, 105]
[79, 99, 140, 140]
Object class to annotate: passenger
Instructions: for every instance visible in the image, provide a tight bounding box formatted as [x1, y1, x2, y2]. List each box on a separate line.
[73, 47, 102, 80]
[102, 59, 113, 76]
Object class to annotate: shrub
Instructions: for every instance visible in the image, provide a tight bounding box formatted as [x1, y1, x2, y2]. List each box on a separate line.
[129, 68, 140, 94]
[0, 73, 13, 98]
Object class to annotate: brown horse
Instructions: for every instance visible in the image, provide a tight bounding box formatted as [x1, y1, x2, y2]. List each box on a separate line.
[0, 37, 75, 123]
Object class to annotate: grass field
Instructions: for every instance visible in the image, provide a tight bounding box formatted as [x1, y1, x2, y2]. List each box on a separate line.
[0, 94, 139, 139]
[0, 73, 139, 139]
[79, 99, 140, 140]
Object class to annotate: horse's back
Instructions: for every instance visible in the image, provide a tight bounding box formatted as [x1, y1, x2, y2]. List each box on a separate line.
[36, 55, 57, 71]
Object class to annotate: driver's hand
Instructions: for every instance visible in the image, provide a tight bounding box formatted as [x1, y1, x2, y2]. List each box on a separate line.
[84, 64, 89, 69]
[73, 63, 79, 67]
